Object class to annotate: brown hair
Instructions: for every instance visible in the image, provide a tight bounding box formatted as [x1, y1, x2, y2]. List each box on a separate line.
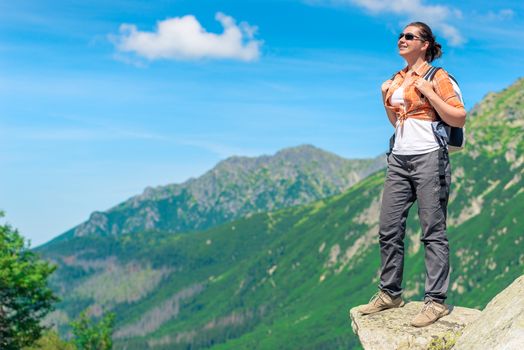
[406, 21, 442, 62]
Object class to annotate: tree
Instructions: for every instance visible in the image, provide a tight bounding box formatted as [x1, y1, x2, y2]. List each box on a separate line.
[0, 211, 59, 349]
[23, 329, 76, 350]
[70, 310, 116, 350]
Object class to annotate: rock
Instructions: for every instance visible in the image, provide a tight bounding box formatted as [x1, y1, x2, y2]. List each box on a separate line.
[453, 275, 524, 350]
[349, 302, 481, 350]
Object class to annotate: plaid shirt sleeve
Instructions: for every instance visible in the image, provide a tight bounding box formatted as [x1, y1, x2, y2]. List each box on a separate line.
[433, 69, 464, 109]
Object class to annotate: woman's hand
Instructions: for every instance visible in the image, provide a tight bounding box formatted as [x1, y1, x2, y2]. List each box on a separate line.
[381, 79, 393, 95]
[413, 78, 434, 97]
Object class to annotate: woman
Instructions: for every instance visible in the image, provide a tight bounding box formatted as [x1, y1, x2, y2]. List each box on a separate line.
[358, 22, 466, 327]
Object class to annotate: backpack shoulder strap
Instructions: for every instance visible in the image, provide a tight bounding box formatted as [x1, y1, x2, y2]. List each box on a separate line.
[426, 66, 460, 87]
[423, 66, 441, 81]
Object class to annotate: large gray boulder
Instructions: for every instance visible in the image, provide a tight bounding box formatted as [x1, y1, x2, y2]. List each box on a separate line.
[349, 302, 481, 350]
[454, 275, 524, 350]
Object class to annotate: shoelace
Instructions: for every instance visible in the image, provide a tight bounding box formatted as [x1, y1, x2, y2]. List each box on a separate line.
[421, 301, 432, 312]
[368, 291, 385, 305]
[421, 300, 442, 317]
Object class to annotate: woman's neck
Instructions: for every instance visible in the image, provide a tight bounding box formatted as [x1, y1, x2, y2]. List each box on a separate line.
[406, 58, 427, 73]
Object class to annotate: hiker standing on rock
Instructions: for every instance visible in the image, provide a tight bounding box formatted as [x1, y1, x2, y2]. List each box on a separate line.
[358, 22, 466, 327]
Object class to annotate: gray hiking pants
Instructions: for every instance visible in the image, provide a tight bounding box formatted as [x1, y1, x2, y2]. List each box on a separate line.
[378, 148, 451, 303]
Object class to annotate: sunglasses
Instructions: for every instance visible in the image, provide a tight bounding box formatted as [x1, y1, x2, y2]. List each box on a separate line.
[398, 32, 424, 41]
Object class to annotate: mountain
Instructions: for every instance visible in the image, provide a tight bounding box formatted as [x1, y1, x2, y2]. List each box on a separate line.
[41, 144, 385, 247]
[34, 77, 524, 349]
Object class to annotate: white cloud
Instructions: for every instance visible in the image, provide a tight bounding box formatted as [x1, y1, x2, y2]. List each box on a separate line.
[481, 9, 515, 21]
[310, 0, 465, 46]
[112, 12, 262, 62]
[498, 9, 515, 19]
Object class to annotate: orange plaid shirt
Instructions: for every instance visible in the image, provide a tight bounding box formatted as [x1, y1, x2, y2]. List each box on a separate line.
[384, 61, 464, 126]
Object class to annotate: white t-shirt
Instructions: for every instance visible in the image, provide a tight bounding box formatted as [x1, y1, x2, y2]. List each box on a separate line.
[389, 87, 440, 155]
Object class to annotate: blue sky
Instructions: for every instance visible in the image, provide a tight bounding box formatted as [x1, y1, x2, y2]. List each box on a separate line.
[1, 0, 523, 247]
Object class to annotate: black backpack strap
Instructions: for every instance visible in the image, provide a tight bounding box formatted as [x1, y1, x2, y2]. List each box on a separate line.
[425, 66, 460, 89]
[426, 66, 460, 89]
[423, 66, 441, 81]
[419, 66, 440, 101]
[438, 147, 448, 204]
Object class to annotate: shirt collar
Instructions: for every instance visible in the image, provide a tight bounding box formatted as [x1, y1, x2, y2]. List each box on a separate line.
[399, 61, 431, 77]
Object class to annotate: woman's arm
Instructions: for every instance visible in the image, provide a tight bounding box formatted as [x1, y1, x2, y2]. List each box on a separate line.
[419, 87, 466, 127]
[413, 72, 466, 127]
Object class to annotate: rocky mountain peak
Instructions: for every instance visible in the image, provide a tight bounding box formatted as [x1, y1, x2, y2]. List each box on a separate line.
[42, 144, 385, 245]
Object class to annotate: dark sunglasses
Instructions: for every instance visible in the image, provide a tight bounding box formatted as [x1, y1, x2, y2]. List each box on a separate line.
[398, 32, 424, 41]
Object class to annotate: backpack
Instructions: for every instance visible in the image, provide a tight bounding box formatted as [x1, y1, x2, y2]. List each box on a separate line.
[423, 66, 465, 152]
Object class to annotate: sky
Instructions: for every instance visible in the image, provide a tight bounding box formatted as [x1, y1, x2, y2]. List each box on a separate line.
[1, 0, 523, 247]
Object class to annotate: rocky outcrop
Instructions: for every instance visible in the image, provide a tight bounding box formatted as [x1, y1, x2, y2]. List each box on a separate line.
[453, 275, 524, 350]
[350, 275, 524, 349]
[349, 302, 481, 350]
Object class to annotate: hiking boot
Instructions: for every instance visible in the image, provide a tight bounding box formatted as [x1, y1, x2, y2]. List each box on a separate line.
[358, 290, 405, 315]
[410, 300, 450, 327]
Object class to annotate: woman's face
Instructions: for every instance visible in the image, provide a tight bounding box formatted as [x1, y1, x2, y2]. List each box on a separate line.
[398, 25, 428, 59]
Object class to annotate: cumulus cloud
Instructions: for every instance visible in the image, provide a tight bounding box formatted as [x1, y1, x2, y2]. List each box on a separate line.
[310, 0, 465, 46]
[112, 12, 262, 62]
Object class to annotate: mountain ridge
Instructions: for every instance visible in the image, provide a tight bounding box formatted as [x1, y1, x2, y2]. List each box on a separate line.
[41, 143, 386, 247]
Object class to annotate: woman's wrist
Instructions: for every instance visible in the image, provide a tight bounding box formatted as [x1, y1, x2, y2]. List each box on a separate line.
[423, 89, 438, 103]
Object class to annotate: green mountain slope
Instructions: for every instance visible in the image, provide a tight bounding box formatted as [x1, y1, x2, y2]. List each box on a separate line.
[34, 77, 524, 349]
[41, 144, 385, 247]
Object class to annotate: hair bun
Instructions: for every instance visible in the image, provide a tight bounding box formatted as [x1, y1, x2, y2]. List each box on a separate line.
[431, 41, 443, 61]
[406, 21, 443, 62]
